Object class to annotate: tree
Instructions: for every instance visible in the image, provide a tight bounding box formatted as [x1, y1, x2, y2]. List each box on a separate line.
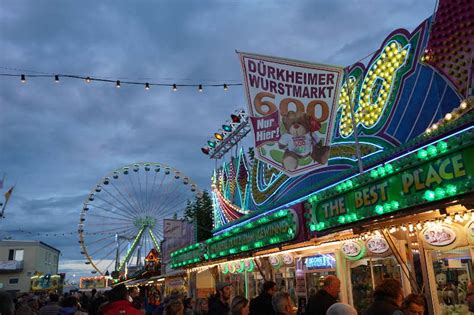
[184, 191, 214, 242]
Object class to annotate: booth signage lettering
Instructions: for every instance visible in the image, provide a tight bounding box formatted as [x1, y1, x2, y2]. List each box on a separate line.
[401, 154, 465, 194]
[208, 213, 297, 255]
[341, 241, 362, 257]
[422, 225, 456, 246]
[304, 253, 336, 270]
[366, 236, 390, 254]
[313, 145, 473, 229]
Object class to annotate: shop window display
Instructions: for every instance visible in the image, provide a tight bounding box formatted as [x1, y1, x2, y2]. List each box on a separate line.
[431, 247, 473, 314]
[350, 257, 403, 314]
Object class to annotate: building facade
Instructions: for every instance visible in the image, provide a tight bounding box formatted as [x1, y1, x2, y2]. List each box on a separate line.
[0, 240, 60, 293]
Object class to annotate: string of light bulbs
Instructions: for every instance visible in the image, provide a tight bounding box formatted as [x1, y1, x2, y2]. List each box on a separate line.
[0, 72, 242, 92]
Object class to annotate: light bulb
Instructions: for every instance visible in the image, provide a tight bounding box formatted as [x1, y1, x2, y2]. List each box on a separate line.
[54, 75, 59, 83]
[85, 77, 91, 83]
[172, 84, 177, 91]
[145, 83, 150, 90]
[223, 83, 228, 91]
[21, 74, 26, 83]
[198, 84, 203, 92]
[116, 80, 121, 88]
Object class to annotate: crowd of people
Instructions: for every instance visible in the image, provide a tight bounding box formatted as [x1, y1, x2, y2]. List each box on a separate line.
[1, 276, 474, 315]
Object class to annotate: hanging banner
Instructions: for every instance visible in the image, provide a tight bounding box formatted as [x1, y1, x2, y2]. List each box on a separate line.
[238, 52, 344, 177]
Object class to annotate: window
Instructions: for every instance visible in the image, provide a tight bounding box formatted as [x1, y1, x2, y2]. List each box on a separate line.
[9, 278, 19, 284]
[8, 249, 24, 261]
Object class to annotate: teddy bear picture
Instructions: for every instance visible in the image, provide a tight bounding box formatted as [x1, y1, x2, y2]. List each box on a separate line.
[278, 110, 330, 172]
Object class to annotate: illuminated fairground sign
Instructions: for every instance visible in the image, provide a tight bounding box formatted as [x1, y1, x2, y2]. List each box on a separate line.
[206, 209, 299, 260]
[170, 243, 206, 269]
[212, 13, 469, 230]
[170, 209, 299, 268]
[307, 127, 474, 233]
[80, 276, 113, 289]
[304, 253, 336, 270]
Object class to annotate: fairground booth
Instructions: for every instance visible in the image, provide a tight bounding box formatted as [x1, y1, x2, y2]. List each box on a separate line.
[171, 1, 474, 314]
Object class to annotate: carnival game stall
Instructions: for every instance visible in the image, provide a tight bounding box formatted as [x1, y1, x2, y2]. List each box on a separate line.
[170, 0, 473, 314]
[79, 276, 113, 290]
[30, 274, 63, 293]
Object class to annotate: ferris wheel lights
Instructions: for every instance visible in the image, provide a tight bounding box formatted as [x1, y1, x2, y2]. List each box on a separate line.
[198, 84, 203, 92]
[201, 147, 210, 155]
[116, 80, 121, 88]
[223, 83, 228, 91]
[85, 77, 91, 83]
[222, 124, 233, 132]
[230, 114, 241, 124]
[54, 75, 59, 83]
[145, 83, 150, 90]
[172, 84, 177, 91]
[214, 132, 224, 141]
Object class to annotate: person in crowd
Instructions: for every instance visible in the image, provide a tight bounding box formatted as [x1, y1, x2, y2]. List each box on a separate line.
[208, 282, 232, 315]
[249, 281, 276, 315]
[102, 284, 142, 315]
[128, 287, 141, 310]
[401, 294, 425, 315]
[89, 292, 107, 315]
[363, 279, 404, 315]
[165, 299, 184, 315]
[183, 297, 194, 315]
[271, 292, 294, 315]
[59, 296, 81, 315]
[467, 280, 474, 313]
[326, 303, 357, 315]
[305, 275, 340, 315]
[39, 293, 61, 315]
[230, 296, 249, 315]
[193, 298, 208, 315]
[0, 291, 15, 315]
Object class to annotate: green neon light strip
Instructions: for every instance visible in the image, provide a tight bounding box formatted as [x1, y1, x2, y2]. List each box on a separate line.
[308, 130, 474, 232]
[118, 226, 146, 272]
[148, 229, 161, 252]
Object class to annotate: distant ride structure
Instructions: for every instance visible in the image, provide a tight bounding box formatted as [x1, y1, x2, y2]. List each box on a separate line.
[78, 162, 201, 276]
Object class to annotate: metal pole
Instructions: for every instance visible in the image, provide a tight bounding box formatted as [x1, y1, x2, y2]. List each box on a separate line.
[345, 69, 364, 173]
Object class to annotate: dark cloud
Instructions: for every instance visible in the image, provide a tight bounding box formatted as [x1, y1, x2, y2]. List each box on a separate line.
[0, 0, 435, 278]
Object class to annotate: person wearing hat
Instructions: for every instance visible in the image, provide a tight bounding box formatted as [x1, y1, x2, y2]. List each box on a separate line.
[208, 282, 232, 315]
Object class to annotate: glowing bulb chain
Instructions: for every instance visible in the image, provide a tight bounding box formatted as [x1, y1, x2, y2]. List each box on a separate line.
[0, 72, 241, 92]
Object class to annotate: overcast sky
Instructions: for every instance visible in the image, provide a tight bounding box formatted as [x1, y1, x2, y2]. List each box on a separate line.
[0, 0, 436, 280]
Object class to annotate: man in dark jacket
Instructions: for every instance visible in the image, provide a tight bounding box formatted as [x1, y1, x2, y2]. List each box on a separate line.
[364, 279, 404, 315]
[306, 275, 340, 315]
[208, 282, 232, 315]
[250, 281, 277, 315]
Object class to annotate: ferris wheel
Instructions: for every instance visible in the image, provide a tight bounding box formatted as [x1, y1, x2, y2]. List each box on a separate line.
[78, 162, 201, 276]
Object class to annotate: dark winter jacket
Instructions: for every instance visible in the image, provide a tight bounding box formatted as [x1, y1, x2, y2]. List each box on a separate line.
[208, 295, 230, 315]
[249, 292, 275, 315]
[363, 297, 403, 315]
[305, 289, 337, 315]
